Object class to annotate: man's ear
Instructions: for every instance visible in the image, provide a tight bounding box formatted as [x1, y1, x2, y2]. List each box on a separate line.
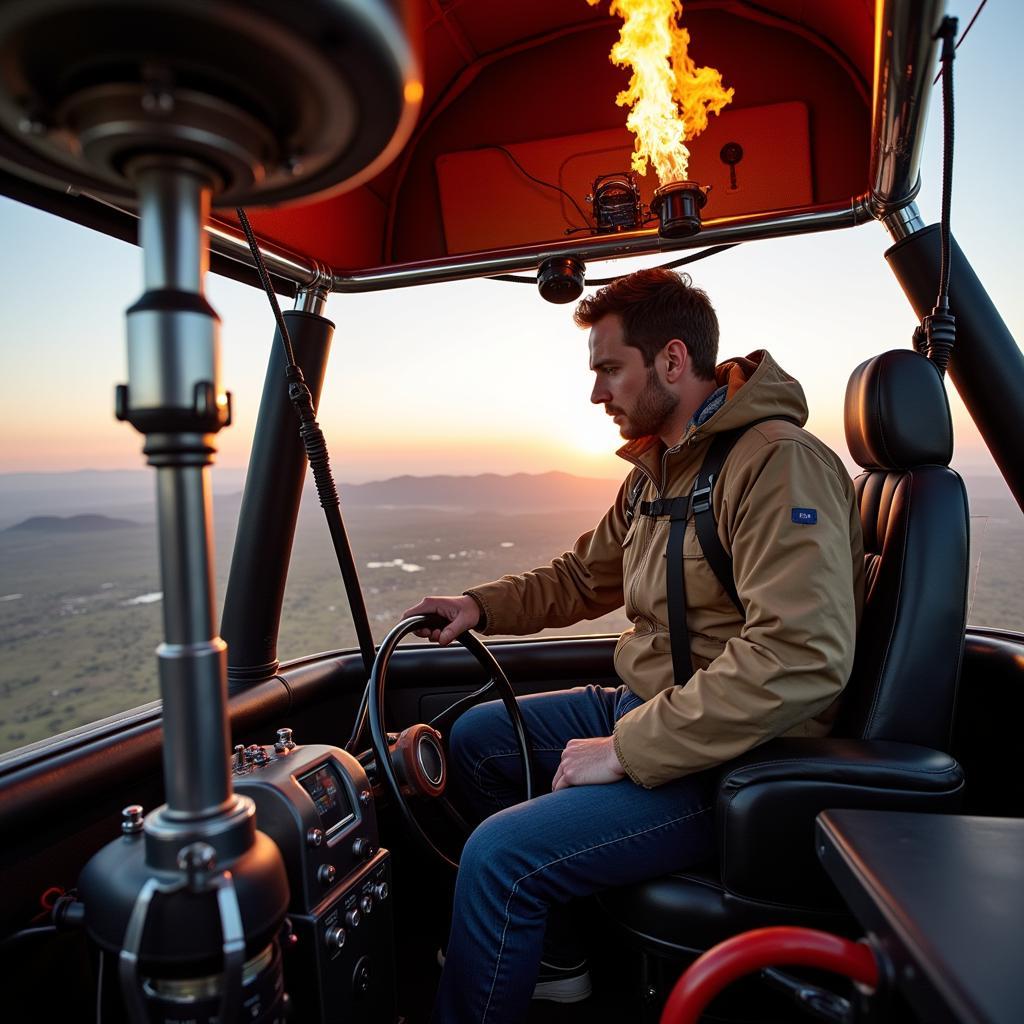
[662, 338, 688, 383]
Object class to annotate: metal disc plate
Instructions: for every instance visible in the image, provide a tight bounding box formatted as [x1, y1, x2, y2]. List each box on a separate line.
[0, 0, 421, 206]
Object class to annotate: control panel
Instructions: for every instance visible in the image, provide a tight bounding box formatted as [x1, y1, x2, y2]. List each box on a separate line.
[234, 732, 394, 1023]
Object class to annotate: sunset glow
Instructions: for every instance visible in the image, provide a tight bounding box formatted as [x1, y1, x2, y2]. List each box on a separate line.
[0, 4, 1018, 487]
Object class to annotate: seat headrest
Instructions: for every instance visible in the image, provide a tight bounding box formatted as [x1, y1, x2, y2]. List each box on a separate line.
[845, 350, 953, 470]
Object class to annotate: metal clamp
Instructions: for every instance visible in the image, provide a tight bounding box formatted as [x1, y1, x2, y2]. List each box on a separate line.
[117, 845, 246, 1024]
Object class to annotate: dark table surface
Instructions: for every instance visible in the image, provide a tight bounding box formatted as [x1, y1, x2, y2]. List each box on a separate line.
[816, 809, 1024, 1024]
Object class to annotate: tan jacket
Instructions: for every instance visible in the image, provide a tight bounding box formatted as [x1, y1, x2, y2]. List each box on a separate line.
[467, 351, 864, 787]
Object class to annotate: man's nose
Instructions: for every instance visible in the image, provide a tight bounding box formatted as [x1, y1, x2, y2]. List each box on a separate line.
[591, 379, 609, 404]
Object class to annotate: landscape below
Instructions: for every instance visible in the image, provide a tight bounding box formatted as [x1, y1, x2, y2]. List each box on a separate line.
[0, 470, 1019, 754]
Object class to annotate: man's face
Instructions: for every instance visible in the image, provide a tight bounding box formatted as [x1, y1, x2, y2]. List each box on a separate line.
[589, 314, 679, 441]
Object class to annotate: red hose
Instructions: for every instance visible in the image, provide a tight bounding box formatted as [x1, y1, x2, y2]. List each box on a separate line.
[660, 926, 879, 1024]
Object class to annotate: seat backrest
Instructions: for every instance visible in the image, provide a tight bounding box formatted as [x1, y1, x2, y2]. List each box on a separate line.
[834, 350, 969, 752]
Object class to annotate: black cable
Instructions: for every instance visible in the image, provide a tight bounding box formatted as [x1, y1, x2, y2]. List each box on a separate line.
[485, 145, 595, 230]
[918, 17, 959, 376]
[586, 243, 740, 285]
[0, 924, 57, 952]
[933, 0, 987, 84]
[936, 19, 956, 310]
[235, 209, 297, 368]
[344, 680, 370, 753]
[489, 242, 739, 286]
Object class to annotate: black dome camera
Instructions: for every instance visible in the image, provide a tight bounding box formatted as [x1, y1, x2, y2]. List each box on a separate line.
[537, 256, 586, 304]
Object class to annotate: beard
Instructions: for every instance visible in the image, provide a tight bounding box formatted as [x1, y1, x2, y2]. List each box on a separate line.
[611, 367, 679, 440]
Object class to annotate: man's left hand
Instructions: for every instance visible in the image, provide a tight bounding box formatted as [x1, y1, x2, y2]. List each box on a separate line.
[551, 736, 627, 791]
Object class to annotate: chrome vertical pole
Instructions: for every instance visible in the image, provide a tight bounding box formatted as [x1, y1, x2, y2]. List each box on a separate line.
[122, 158, 235, 817]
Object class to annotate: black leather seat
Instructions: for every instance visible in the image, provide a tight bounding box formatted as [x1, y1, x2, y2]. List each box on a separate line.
[598, 349, 970, 958]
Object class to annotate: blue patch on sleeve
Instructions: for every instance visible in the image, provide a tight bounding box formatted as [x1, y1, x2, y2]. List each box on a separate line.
[792, 507, 818, 525]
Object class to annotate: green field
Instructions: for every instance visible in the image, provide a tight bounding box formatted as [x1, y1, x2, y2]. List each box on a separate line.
[1, 484, 1021, 755]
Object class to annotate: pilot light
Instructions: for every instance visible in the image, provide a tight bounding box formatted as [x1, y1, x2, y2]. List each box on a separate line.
[588, 172, 644, 233]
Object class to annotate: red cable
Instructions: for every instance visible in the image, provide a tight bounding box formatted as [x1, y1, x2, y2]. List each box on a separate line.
[30, 886, 65, 923]
[660, 926, 880, 1024]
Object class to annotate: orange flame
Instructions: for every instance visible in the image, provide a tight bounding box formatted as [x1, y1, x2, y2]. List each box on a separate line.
[588, 0, 734, 184]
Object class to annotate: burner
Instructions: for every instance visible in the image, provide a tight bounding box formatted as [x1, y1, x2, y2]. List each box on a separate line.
[651, 180, 710, 238]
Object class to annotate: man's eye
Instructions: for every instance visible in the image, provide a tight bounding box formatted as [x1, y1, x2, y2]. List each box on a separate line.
[604, 367, 618, 376]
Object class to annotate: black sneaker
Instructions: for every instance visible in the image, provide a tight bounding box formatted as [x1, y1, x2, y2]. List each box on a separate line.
[531, 957, 592, 1003]
[436, 949, 592, 1003]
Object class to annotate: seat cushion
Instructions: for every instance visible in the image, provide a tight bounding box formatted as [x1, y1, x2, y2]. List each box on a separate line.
[596, 863, 854, 958]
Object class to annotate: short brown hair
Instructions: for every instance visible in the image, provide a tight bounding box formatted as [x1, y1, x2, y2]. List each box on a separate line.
[574, 268, 719, 379]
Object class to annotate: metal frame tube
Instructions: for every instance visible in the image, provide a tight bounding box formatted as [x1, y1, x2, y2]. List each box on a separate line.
[81, 192, 873, 294]
[881, 201, 926, 243]
[81, 190, 324, 288]
[294, 281, 332, 316]
[869, 0, 947, 216]
[206, 216, 324, 289]
[330, 200, 873, 293]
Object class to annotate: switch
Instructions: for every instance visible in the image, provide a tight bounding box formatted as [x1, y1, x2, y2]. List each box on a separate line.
[121, 805, 144, 835]
[352, 837, 376, 860]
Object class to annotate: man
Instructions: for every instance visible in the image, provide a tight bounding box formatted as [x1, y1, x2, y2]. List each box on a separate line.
[406, 268, 864, 1024]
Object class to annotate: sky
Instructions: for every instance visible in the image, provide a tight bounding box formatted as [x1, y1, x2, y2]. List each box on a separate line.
[0, 2, 1021, 486]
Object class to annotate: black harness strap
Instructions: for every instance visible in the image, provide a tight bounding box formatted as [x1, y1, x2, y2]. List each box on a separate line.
[692, 428, 747, 616]
[640, 496, 693, 687]
[634, 416, 799, 682]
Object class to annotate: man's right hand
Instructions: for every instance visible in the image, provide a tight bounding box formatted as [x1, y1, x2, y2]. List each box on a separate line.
[402, 595, 481, 646]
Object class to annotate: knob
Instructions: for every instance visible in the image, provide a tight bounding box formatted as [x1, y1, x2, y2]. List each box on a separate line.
[359, 894, 373, 916]
[275, 727, 295, 752]
[372, 881, 389, 902]
[307, 827, 324, 848]
[345, 908, 362, 929]
[325, 926, 346, 950]
[352, 837, 376, 860]
[317, 864, 337, 886]
[233, 744, 245, 769]
[353, 956, 371, 995]
[121, 805, 144, 835]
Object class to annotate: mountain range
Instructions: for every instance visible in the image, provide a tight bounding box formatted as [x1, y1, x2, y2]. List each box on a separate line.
[0, 469, 621, 529]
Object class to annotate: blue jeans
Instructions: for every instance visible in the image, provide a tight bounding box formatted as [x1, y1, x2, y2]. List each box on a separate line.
[431, 684, 716, 1024]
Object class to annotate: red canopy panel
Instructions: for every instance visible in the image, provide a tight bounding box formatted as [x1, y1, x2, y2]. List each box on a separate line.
[211, 1, 875, 272]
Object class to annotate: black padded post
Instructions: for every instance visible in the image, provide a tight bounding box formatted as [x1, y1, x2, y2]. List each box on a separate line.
[221, 309, 334, 685]
[885, 225, 1024, 512]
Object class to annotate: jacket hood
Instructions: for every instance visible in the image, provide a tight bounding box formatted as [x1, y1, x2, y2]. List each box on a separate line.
[701, 349, 808, 436]
[616, 350, 808, 466]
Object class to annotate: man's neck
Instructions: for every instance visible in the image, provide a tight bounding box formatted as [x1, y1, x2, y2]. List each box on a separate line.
[659, 378, 718, 448]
